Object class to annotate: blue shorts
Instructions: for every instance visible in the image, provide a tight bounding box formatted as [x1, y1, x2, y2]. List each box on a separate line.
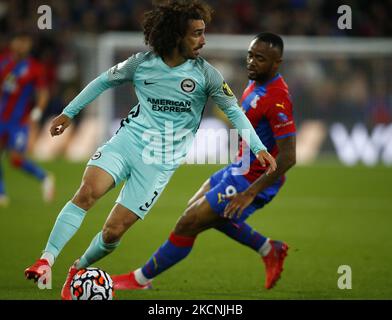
[87, 128, 177, 220]
[205, 163, 284, 222]
[0, 124, 29, 153]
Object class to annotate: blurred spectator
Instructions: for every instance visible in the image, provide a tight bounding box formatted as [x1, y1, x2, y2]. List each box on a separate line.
[0, 0, 391, 38]
[0, 0, 390, 132]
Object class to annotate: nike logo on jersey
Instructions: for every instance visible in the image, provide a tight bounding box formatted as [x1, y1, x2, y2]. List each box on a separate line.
[276, 103, 285, 109]
[144, 80, 157, 85]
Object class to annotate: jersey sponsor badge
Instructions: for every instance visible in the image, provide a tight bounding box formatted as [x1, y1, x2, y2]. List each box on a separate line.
[181, 79, 196, 93]
[277, 112, 289, 123]
[222, 81, 234, 97]
[91, 151, 102, 160]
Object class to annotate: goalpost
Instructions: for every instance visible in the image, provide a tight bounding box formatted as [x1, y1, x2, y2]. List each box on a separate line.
[96, 33, 392, 141]
[32, 33, 389, 164]
[92, 33, 392, 165]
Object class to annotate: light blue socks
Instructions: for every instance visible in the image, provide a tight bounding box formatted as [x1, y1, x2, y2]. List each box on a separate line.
[76, 231, 120, 269]
[42, 201, 119, 268]
[43, 201, 86, 262]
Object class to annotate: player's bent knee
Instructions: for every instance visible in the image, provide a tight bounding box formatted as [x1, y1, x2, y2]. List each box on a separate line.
[102, 224, 123, 244]
[186, 198, 194, 207]
[174, 207, 201, 236]
[73, 183, 100, 210]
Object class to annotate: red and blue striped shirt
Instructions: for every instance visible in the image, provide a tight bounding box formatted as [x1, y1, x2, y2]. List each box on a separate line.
[237, 74, 296, 183]
[0, 53, 47, 126]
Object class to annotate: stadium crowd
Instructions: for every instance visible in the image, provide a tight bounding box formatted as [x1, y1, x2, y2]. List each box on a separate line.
[0, 0, 390, 130]
[1, 0, 391, 37]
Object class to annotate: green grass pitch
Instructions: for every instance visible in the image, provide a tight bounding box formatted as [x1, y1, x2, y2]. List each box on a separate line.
[0, 160, 391, 300]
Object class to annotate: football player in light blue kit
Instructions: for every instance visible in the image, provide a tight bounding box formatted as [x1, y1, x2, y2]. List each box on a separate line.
[24, 0, 276, 299]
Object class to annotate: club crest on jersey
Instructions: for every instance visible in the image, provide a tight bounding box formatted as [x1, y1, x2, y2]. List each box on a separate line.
[91, 151, 102, 160]
[222, 81, 234, 97]
[251, 95, 260, 109]
[181, 79, 196, 93]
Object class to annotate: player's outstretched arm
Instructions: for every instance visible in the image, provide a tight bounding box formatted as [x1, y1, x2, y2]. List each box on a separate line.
[50, 114, 72, 136]
[206, 66, 272, 163]
[61, 54, 143, 121]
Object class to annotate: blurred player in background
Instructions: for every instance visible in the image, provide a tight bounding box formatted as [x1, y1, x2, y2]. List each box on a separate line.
[24, 0, 276, 299]
[0, 33, 55, 207]
[112, 32, 296, 290]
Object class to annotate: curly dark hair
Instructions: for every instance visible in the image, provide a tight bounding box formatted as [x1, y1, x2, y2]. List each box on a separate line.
[142, 0, 213, 57]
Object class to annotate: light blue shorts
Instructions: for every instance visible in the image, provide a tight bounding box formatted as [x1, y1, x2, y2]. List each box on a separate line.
[87, 128, 176, 219]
